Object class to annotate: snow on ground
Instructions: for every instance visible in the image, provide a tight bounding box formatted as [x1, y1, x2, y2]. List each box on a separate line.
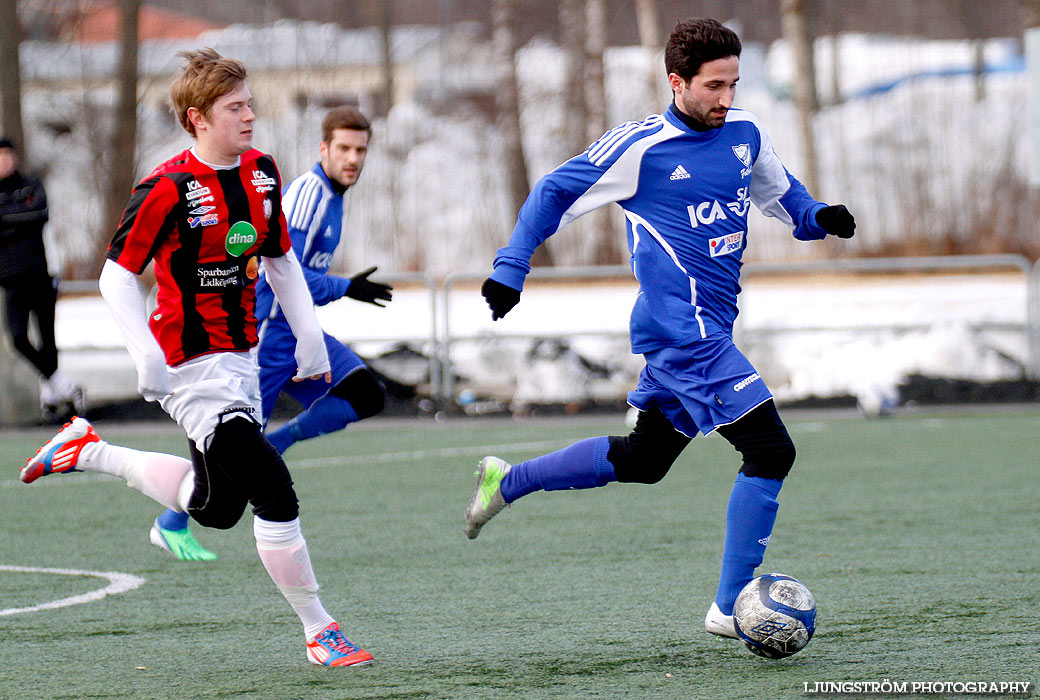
[55, 269, 1034, 412]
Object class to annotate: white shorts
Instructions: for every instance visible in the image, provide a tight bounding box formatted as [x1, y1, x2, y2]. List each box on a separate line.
[159, 349, 262, 449]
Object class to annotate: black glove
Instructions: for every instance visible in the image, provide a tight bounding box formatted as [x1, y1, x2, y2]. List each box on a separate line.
[815, 204, 856, 239]
[344, 266, 392, 307]
[481, 277, 521, 321]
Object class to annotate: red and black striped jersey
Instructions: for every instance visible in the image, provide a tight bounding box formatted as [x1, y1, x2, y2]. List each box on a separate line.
[107, 148, 291, 366]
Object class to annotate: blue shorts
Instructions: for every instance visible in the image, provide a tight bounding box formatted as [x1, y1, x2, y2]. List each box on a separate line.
[627, 333, 773, 438]
[257, 318, 367, 425]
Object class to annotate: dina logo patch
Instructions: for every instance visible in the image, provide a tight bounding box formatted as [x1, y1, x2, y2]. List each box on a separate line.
[225, 221, 257, 256]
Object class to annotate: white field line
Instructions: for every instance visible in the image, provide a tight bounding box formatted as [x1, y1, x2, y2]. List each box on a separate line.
[0, 439, 573, 489]
[0, 565, 146, 617]
[284, 439, 573, 470]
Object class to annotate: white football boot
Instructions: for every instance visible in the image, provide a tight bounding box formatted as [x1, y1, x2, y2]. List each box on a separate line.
[704, 601, 738, 639]
[463, 456, 512, 539]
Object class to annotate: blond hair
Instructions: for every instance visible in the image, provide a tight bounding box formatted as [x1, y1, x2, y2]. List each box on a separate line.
[169, 48, 248, 136]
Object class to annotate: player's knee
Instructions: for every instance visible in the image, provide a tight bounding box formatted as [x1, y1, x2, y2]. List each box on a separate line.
[738, 432, 796, 481]
[609, 408, 691, 484]
[330, 368, 385, 420]
[10, 332, 33, 354]
[208, 415, 299, 522]
[608, 435, 675, 484]
[186, 442, 249, 530]
[191, 502, 246, 530]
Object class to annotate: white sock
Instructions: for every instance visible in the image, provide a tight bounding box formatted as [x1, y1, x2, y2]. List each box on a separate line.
[253, 516, 335, 640]
[39, 376, 58, 405]
[79, 441, 194, 511]
[48, 369, 80, 400]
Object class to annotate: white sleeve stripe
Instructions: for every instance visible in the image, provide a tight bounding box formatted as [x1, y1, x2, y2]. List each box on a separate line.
[588, 121, 641, 162]
[588, 114, 664, 166]
[281, 179, 303, 223]
[283, 178, 306, 230]
[291, 179, 317, 230]
[301, 194, 331, 262]
[558, 122, 681, 232]
[288, 176, 322, 231]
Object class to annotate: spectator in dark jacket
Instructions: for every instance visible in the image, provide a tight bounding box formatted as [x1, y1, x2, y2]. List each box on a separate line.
[0, 137, 82, 421]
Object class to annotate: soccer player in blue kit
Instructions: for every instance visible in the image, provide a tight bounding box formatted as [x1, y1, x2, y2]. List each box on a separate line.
[150, 106, 392, 560]
[464, 18, 856, 640]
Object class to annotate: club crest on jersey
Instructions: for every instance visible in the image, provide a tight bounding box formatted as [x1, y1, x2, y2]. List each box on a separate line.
[188, 213, 219, 228]
[251, 170, 276, 194]
[709, 230, 744, 258]
[263, 197, 273, 220]
[226, 221, 257, 256]
[732, 143, 752, 177]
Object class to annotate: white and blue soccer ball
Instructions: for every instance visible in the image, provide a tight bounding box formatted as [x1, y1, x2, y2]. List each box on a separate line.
[732, 573, 816, 659]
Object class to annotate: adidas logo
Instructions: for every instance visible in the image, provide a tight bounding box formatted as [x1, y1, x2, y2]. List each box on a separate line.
[758, 536, 771, 546]
[669, 164, 691, 180]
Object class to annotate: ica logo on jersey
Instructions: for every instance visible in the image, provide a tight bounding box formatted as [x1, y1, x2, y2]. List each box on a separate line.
[309, 251, 334, 270]
[185, 180, 213, 202]
[687, 187, 751, 230]
[251, 170, 277, 194]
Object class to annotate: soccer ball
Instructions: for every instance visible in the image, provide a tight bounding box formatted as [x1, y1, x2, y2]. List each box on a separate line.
[732, 573, 816, 659]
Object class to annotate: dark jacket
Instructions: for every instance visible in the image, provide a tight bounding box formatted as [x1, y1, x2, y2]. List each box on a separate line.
[0, 170, 50, 284]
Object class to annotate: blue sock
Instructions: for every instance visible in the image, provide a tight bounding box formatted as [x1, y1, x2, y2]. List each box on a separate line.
[714, 474, 783, 615]
[157, 508, 190, 531]
[500, 437, 615, 503]
[266, 394, 360, 454]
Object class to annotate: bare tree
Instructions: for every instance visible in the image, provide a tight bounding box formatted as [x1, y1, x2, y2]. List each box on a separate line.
[1025, 0, 1040, 27]
[492, 0, 551, 266]
[780, 0, 819, 196]
[1022, 0, 1040, 262]
[956, 2, 990, 102]
[96, 0, 140, 278]
[633, 0, 661, 113]
[0, 0, 41, 422]
[376, 0, 394, 116]
[584, 0, 607, 144]
[559, 0, 586, 158]
[585, 0, 621, 264]
[0, 0, 24, 155]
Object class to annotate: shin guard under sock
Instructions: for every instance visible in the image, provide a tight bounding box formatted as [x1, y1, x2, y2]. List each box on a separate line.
[253, 516, 334, 640]
[714, 473, 783, 615]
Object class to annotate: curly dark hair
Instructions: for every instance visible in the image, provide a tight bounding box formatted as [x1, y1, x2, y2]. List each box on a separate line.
[664, 18, 741, 82]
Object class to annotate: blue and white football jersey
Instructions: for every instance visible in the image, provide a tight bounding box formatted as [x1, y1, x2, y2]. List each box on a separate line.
[255, 163, 353, 323]
[489, 104, 830, 353]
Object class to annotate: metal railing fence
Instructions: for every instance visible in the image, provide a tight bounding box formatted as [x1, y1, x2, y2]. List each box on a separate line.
[51, 255, 1040, 409]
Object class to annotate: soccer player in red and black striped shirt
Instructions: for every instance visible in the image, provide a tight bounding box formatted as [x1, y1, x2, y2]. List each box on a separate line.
[21, 48, 373, 668]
